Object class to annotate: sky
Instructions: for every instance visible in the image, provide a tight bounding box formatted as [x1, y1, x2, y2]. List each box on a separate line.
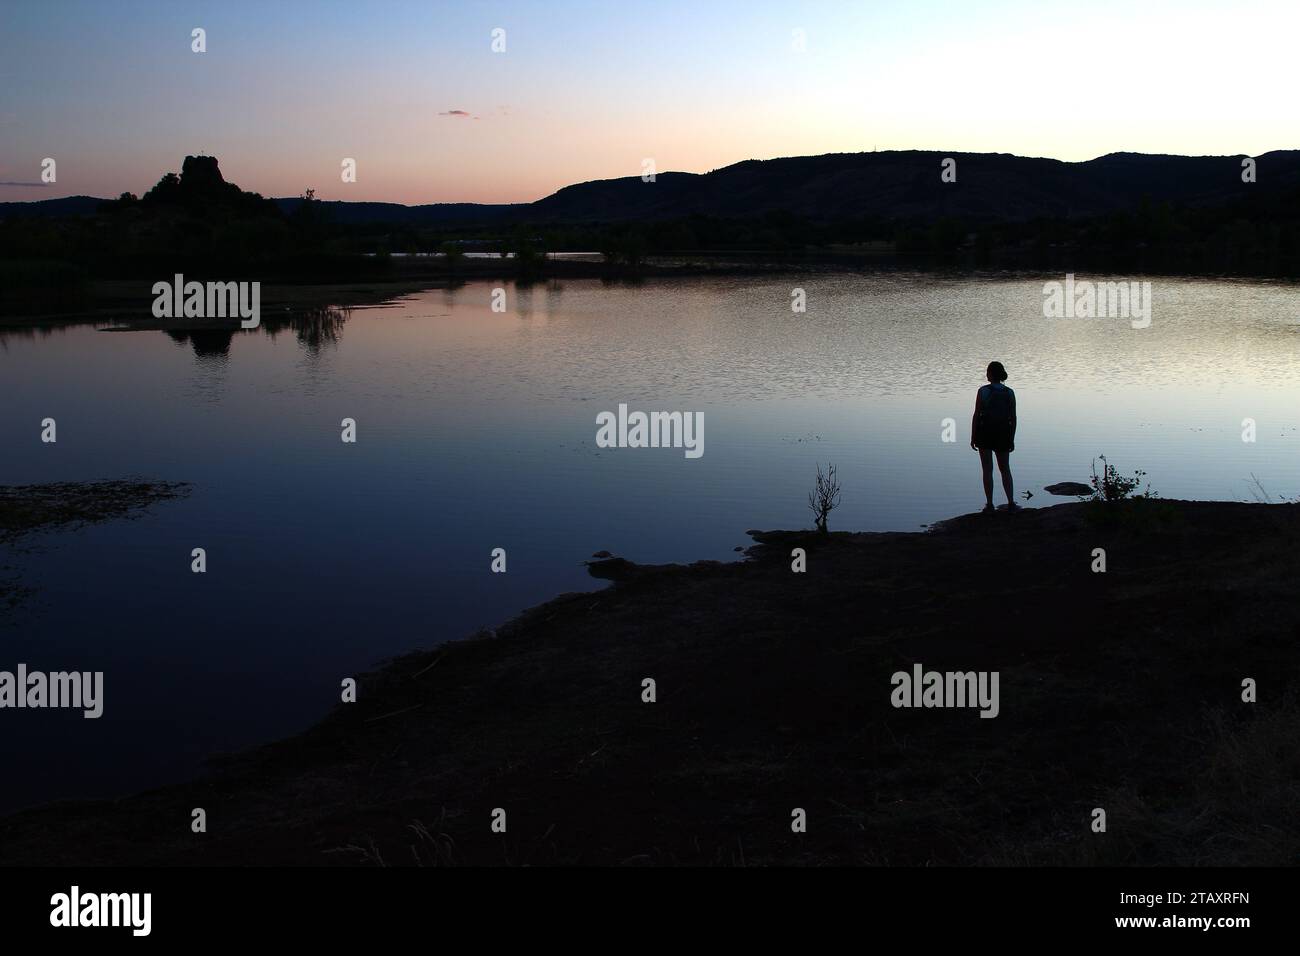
[1, 0, 1296, 205]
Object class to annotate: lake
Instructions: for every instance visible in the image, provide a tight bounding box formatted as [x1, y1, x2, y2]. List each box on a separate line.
[2, 270, 1298, 812]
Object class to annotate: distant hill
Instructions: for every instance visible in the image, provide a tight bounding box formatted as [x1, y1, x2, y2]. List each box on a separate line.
[0, 195, 104, 218]
[526, 150, 1300, 223]
[272, 197, 524, 225]
[4, 149, 1298, 226]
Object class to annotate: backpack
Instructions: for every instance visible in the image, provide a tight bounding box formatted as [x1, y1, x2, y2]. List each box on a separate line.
[979, 383, 1014, 427]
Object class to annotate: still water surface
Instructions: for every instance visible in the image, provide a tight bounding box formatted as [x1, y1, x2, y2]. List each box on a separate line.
[2, 271, 1298, 810]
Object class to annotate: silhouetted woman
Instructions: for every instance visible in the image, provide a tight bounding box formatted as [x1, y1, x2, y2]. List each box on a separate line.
[970, 361, 1017, 513]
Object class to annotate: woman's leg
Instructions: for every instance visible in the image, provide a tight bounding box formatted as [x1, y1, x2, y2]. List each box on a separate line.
[995, 449, 1014, 504]
[979, 448, 994, 506]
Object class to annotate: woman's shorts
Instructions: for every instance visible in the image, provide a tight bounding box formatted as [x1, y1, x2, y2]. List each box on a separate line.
[974, 424, 1013, 453]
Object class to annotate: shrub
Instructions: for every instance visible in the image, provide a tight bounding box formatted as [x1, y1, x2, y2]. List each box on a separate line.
[1089, 455, 1157, 503]
[807, 463, 842, 533]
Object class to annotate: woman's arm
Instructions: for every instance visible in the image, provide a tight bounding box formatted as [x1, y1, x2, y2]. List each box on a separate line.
[1009, 390, 1017, 450]
[970, 391, 981, 450]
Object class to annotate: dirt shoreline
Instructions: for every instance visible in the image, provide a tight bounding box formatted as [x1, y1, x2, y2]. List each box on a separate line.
[1, 498, 1296, 866]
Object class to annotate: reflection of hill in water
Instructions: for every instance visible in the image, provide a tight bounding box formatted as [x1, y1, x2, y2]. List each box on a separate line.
[165, 328, 233, 357]
[162, 305, 350, 358]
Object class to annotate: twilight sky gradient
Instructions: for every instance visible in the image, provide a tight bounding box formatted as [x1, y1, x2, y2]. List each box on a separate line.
[1, 0, 1295, 205]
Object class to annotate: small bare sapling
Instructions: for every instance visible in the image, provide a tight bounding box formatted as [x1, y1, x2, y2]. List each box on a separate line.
[807, 463, 842, 533]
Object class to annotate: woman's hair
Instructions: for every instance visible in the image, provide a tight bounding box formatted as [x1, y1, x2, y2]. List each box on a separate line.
[986, 361, 1008, 382]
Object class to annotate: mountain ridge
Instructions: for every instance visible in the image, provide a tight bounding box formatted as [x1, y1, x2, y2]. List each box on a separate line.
[3, 149, 1297, 226]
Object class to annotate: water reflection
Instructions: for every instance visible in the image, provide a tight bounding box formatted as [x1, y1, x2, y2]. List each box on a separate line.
[3, 303, 354, 359]
[154, 305, 348, 357]
[2, 272, 1300, 815]
[165, 328, 234, 357]
[289, 305, 348, 353]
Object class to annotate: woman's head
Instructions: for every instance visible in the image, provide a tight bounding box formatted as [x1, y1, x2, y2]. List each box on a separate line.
[986, 361, 1008, 383]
